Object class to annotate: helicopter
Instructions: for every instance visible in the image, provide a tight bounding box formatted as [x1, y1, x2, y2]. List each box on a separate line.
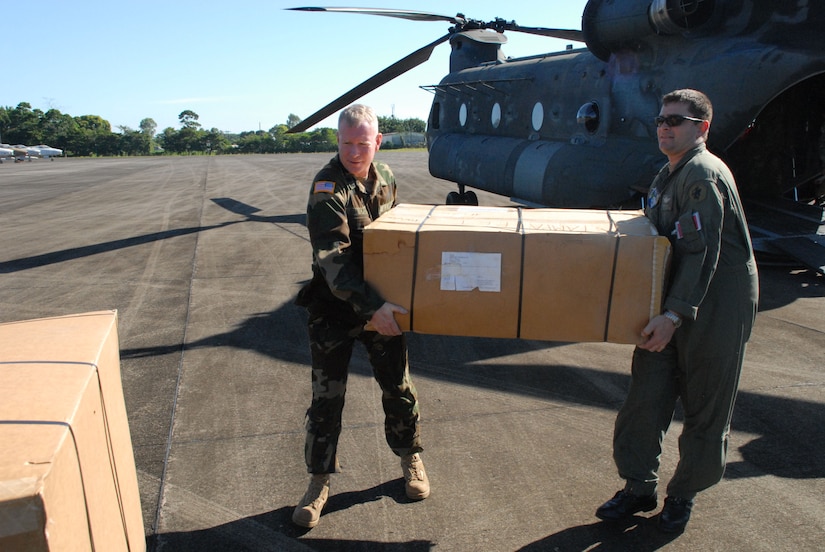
[288, 1, 825, 272]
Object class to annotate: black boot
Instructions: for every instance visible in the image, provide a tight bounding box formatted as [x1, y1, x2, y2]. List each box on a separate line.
[596, 490, 657, 521]
[658, 496, 694, 533]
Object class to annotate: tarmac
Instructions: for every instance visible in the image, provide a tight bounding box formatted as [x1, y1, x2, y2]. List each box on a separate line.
[1, 152, 823, 551]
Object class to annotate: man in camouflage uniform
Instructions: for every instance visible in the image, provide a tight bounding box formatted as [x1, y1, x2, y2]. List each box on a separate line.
[595, 90, 759, 533]
[292, 104, 428, 529]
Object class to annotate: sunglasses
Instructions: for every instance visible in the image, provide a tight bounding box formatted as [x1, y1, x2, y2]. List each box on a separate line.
[655, 114, 706, 127]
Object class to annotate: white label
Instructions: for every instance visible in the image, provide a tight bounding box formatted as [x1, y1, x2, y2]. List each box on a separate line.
[440, 252, 502, 292]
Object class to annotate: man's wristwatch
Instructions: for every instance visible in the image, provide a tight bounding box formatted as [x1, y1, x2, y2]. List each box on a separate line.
[663, 310, 682, 328]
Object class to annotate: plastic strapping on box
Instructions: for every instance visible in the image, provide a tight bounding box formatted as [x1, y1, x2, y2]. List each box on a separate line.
[94, 364, 134, 552]
[603, 212, 621, 342]
[0, 357, 131, 551]
[516, 207, 526, 338]
[0, 418, 97, 550]
[650, 238, 664, 319]
[409, 205, 439, 332]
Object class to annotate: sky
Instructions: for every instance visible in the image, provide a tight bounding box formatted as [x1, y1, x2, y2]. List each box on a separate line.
[4, 1, 589, 134]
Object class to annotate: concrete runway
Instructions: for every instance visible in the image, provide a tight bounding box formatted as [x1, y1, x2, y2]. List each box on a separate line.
[1, 153, 823, 551]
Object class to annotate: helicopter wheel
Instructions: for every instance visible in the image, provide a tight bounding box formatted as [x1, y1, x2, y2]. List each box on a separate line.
[446, 190, 479, 205]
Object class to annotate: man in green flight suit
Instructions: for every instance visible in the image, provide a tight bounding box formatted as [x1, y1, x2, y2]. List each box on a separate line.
[595, 89, 759, 533]
[292, 104, 429, 529]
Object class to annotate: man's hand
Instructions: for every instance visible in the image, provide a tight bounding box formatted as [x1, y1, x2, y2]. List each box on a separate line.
[637, 314, 678, 352]
[364, 302, 407, 336]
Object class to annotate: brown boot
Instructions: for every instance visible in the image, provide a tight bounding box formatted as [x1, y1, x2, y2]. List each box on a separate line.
[292, 474, 330, 528]
[401, 453, 430, 500]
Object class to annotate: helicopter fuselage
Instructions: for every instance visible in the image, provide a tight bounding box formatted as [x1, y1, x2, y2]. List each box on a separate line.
[426, 0, 825, 208]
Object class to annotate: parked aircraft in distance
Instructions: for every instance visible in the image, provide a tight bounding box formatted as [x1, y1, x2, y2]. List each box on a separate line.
[0, 144, 63, 162]
[0, 144, 28, 163]
[24, 144, 63, 160]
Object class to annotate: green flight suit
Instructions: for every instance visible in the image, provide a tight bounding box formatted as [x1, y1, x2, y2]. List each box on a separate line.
[613, 144, 759, 499]
[296, 155, 422, 474]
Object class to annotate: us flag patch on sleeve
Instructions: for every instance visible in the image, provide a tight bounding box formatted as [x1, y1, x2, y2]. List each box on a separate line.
[313, 180, 335, 194]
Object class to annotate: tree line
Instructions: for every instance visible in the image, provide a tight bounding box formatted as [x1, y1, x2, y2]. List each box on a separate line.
[0, 103, 427, 157]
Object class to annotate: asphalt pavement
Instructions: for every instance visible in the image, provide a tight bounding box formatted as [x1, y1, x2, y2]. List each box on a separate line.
[1, 153, 823, 551]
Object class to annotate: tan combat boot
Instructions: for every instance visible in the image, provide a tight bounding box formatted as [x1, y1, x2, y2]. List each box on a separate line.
[292, 473, 330, 528]
[401, 453, 430, 500]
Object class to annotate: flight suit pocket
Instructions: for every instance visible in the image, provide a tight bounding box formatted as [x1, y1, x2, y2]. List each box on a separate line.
[675, 212, 705, 254]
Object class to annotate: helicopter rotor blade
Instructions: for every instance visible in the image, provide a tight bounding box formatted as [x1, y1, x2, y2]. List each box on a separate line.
[286, 7, 583, 133]
[287, 7, 464, 25]
[503, 25, 584, 42]
[288, 33, 450, 133]
[288, 7, 583, 42]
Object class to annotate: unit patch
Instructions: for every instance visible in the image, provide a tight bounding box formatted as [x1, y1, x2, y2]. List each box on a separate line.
[313, 180, 335, 194]
[688, 183, 707, 202]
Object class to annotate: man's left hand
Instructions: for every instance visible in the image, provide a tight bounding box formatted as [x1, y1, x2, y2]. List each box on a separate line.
[365, 302, 407, 336]
[638, 314, 677, 352]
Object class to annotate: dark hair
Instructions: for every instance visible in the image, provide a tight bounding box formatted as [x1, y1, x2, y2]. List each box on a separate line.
[662, 89, 713, 123]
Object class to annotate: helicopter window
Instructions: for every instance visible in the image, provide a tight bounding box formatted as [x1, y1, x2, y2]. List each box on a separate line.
[577, 101, 600, 134]
[491, 103, 502, 128]
[430, 102, 440, 130]
[460, 103, 468, 127]
[532, 103, 544, 131]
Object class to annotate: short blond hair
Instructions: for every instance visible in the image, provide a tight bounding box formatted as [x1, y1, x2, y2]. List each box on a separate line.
[338, 104, 378, 129]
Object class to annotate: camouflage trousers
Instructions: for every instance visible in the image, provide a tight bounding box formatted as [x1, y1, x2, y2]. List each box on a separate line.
[303, 311, 422, 474]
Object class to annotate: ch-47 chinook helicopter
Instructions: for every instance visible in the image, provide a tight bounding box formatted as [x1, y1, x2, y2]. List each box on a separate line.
[288, 1, 825, 272]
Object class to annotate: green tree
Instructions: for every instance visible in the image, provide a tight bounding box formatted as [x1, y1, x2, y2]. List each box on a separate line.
[71, 115, 113, 156]
[236, 131, 275, 154]
[204, 127, 230, 154]
[139, 118, 157, 139]
[156, 127, 178, 153]
[0, 106, 9, 141]
[178, 110, 201, 130]
[307, 128, 337, 152]
[41, 109, 76, 146]
[117, 125, 152, 156]
[177, 126, 201, 153]
[378, 116, 426, 134]
[1, 99, 426, 157]
[286, 113, 302, 130]
[3, 103, 43, 144]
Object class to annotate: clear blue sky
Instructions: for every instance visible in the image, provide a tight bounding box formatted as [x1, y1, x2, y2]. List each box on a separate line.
[4, 1, 588, 134]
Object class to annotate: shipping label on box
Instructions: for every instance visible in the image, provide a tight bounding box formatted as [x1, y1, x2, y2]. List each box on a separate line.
[363, 204, 671, 344]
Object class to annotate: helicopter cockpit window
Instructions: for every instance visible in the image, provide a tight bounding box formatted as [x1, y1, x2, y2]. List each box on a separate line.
[491, 103, 502, 128]
[459, 103, 468, 127]
[532, 102, 544, 131]
[577, 101, 600, 134]
[430, 102, 440, 130]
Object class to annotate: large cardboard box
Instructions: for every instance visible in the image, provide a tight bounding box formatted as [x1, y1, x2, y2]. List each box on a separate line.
[0, 311, 145, 551]
[363, 204, 671, 344]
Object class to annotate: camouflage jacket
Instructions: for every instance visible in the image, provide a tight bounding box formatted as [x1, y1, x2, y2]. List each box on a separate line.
[298, 154, 397, 321]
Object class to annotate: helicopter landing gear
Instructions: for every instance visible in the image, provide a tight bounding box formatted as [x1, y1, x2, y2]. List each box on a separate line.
[445, 185, 478, 205]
